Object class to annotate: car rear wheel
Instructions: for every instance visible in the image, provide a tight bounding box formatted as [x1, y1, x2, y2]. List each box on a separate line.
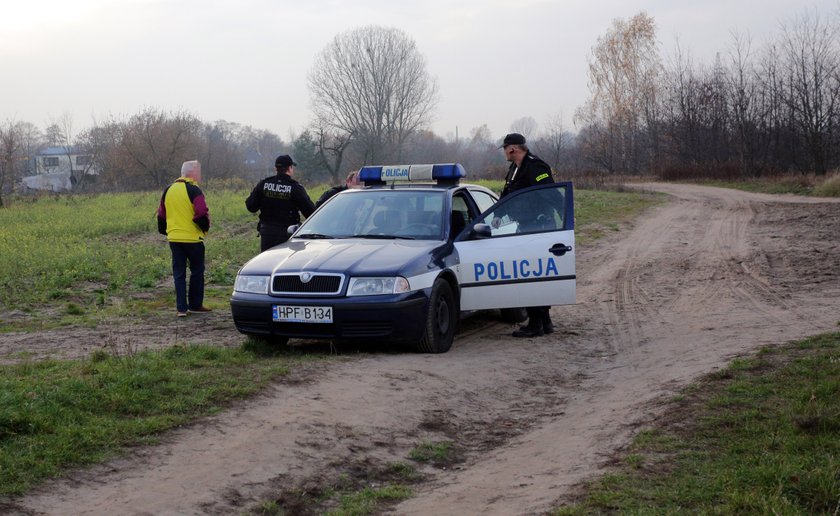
[415, 279, 457, 353]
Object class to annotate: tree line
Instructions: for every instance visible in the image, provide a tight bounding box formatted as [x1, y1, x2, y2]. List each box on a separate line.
[2, 9, 838, 207]
[576, 8, 840, 179]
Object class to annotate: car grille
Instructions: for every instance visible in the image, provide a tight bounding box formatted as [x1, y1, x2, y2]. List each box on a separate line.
[272, 273, 343, 295]
[341, 321, 393, 338]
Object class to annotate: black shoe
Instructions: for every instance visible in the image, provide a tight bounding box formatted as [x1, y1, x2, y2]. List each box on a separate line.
[512, 325, 544, 338]
[520, 322, 554, 334]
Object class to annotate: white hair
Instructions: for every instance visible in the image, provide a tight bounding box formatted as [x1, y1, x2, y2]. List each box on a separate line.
[181, 160, 201, 180]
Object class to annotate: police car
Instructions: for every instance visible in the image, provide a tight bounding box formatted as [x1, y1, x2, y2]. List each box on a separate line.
[230, 163, 575, 353]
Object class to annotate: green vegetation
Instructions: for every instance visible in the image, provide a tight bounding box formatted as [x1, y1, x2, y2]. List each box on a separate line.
[408, 440, 455, 464]
[574, 189, 663, 244]
[0, 182, 658, 332]
[251, 461, 418, 516]
[325, 484, 413, 516]
[813, 173, 840, 197]
[554, 332, 840, 515]
[697, 172, 840, 197]
[0, 340, 300, 496]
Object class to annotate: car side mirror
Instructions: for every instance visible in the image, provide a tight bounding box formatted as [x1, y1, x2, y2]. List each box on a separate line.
[287, 224, 300, 236]
[471, 223, 492, 239]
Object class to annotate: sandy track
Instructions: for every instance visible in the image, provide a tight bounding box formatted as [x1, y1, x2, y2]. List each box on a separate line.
[5, 183, 840, 515]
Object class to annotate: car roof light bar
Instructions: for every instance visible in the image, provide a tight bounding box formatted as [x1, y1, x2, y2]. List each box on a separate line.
[359, 163, 466, 186]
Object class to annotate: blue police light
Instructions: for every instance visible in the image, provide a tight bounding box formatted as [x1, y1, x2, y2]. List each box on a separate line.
[358, 163, 466, 185]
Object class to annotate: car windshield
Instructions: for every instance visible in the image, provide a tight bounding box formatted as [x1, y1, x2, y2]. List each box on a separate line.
[297, 189, 446, 240]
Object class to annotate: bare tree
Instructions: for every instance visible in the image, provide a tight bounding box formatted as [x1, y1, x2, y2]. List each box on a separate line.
[44, 122, 65, 147]
[534, 112, 566, 171]
[105, 108, 204, 189]
[315, 124, 353, 183]
[753, 42, 798, 173]
[459, 124, 499, 177]
[308, 25, 438, 164]
[509, 116, 538, 138]
[725, 30, 760, 176]
[576, 12, 663, 174]
[400, 129, 452, 166]
[0, 120, 23, 207]
[661, 42, 728, 171]
[202, 120, 248, 181]
[777, 9, 840, 174]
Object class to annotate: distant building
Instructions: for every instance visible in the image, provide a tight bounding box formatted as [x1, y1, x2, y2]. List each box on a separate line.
[21, 146, 99, 192]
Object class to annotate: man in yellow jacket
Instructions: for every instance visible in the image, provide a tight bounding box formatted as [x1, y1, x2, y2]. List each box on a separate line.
[157, 160, 211, 317]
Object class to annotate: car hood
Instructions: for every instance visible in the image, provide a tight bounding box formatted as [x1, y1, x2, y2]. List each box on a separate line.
[239, 238, 446, 276]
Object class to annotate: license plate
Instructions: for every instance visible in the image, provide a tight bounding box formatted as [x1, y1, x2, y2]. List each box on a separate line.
[273, 305, 333, 323]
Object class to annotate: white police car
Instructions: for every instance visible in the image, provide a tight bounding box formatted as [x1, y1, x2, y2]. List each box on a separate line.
[230, 163, 575, 353]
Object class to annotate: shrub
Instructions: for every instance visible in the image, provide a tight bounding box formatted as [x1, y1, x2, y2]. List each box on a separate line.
[812, 171, 840, 197]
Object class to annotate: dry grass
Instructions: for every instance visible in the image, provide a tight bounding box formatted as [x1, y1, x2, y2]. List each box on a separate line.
[813, 170, 840, 197]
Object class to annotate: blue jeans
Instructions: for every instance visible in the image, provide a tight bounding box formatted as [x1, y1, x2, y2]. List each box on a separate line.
[169, 242, 205, 312]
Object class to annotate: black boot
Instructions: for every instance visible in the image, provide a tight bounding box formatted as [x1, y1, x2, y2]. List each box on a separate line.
[512, 324, 544, 338]
[541, 309, 554, 334]
[519, 321, 553, 334]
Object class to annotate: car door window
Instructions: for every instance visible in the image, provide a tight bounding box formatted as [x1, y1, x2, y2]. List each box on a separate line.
[474, 183, 570, 237]
[450, 192, 476, 238]
[468, 189, 497, 214]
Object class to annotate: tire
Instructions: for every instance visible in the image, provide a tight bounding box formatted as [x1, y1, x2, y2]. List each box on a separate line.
[499, 307, 528, 324]
[415, 279, 458, 353]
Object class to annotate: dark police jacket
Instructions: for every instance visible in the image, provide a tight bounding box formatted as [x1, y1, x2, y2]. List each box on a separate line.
[500, 152, 553, 198]
[315, 185, 347, 208]
[245, 173, 315, 229]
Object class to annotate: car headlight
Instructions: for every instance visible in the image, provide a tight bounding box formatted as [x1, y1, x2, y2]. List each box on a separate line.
[347, 277, 410, 296]
[234, 275, 270, 294]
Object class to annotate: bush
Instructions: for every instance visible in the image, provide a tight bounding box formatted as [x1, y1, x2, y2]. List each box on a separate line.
[812, 171, 840, 197]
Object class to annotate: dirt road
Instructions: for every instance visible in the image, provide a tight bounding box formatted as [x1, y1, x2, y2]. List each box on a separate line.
[5, 183, 840, 515]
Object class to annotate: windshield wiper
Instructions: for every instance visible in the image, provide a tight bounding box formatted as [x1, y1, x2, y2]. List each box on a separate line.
[350, 234, 415, 240]
[296, 233, 334, 239]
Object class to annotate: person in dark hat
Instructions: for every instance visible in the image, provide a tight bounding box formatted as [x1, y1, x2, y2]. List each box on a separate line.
[499, 133, 556, 338]
[500, 133, 553, 197]
[245, 154, 316, 252]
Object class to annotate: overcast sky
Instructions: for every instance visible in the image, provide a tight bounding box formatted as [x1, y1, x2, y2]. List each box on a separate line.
[2, 0, 837, 143]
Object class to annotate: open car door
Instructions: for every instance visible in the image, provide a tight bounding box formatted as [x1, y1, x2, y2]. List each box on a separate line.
[455, 182, 575, 310]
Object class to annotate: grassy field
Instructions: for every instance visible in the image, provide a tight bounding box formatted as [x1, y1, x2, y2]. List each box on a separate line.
[0, 181, 657, 332]
[695, 171, 840, 197]
[0, 182, 662, 502]
[0, 340, 298, 496]
[554, 332, 840, 515]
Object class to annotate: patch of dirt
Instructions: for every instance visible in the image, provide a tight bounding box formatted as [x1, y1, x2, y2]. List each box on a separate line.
[0, 309, 243, 364]
[3, 183, 840, 515]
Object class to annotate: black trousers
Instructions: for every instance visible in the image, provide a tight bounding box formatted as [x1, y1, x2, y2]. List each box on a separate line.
[525, 306, 550, 327]
[259, 224, 291, 252]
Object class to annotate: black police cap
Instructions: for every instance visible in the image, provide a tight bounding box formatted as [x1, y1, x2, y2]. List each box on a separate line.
[275, 155, 297, 167]
[500, 133, 526, 148]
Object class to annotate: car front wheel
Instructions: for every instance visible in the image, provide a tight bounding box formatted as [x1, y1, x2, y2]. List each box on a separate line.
[415, 278, 457, 353]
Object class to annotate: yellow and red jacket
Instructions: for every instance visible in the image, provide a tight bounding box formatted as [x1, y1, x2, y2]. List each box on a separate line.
[157, 178, 210, 242]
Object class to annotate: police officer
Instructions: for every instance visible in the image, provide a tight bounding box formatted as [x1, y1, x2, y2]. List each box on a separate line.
[499, 133, 555, 338]
[315, 169, 361, 208]
[246, 154, 316, 252]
